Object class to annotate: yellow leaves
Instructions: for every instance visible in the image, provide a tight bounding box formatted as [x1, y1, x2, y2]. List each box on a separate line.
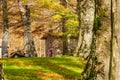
[22, 0, 36, 5]
[58, 32, 64, 37]
[22, 0, 27, 4]
[51, 3, 70, 13]
[21, 0, 71, 16]
[35, 0, 70, 14]
[65, 19, 79, 28]
[65, 19, 79, 36]
[52, 14, 62, 22]
[39, 0, 52, 9]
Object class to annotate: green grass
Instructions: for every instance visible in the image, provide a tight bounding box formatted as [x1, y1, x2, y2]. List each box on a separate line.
[0, 56, 85, 80]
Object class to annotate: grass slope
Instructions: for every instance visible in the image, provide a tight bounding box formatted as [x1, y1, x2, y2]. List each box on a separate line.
[0, 56, 85, 80]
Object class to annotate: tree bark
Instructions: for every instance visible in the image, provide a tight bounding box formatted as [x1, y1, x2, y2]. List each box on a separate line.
[60, 0, 68, 55]
[112, 0, 120, 80]
[81, 0, 111, 80]
[18, 0, 37, 57]
[75, 0, 95, 58]
[0, 63, 4, 80]
[1, 0, 9, 58]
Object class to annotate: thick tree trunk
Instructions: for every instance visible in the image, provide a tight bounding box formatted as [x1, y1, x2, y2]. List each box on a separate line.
[60, 0, 68, 55]
[75, 0, 95, 58]
[2, 0, 9, 58]
[81, 0, 111, 80]
[18, 0, 37, 57]
[81, 0, 120, 80]
[112, 0, 120, 80]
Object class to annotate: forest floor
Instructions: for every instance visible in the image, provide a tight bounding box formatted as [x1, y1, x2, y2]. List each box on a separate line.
[0, 56, 85, 80]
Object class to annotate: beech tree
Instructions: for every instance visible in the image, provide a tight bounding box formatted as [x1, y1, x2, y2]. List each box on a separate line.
[60, 0, 68, 55]
[75, 0, 95, 58]
[18, 0, 37, 57]
[1, 0, 9, 58]
[81, 0, 113, 80]
[112, 0, 120, 79]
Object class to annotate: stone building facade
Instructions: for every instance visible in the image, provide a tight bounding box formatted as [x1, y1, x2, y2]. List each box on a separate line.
[37, 34, 78, 57]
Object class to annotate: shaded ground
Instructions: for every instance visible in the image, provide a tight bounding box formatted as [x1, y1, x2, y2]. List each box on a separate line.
[0, 56, 85, 80]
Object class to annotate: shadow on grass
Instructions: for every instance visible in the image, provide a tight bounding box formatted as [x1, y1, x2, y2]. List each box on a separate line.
[39, 61, 81, 79]
[4, 69, 42, 80]
[29, 57, 84, 79]
[2, 57, 85, 80]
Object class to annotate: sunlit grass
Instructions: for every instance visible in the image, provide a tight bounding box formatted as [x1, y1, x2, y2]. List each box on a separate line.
[0, 56, 85, 80]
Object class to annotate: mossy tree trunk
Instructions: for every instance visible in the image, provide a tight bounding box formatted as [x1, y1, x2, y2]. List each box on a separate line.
[0, 63, 4, 80]
[75, 0, 95, 58]
[81, 0, 120, 80]
[81, 0, 111, 80]
[60, 0, 68, 55]
[1, 0, 9, 58]
[18, 0, 37, 57]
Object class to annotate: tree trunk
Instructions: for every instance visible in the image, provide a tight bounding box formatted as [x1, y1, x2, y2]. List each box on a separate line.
[60, 0, 68, 55]
[18, 0, 37, 57]
[75, 0, 95, 58]
[0, 63, 4, 80]
[2, 0, 9, 58]
[81, 0, 111, 80]
[112, 0, 120, 80]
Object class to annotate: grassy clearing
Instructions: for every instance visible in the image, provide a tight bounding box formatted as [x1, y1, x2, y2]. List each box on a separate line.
[0, 56, 85, 80]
